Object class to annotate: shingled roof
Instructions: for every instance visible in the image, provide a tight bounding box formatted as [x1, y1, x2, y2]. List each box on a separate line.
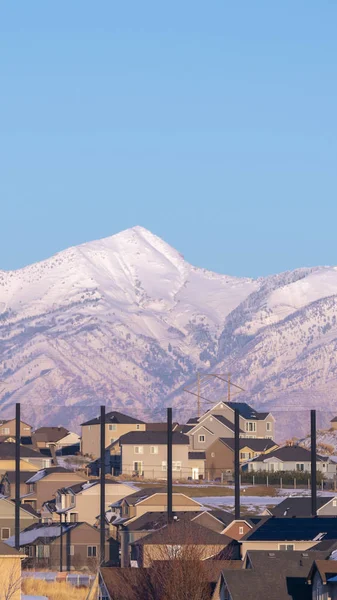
[270, 496, 334, 518]
[119, 431, 189, 445]
[132, 519, 234, 546]
[81, 411, 145, 426]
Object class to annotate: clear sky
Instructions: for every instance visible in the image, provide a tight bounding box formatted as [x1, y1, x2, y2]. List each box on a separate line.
[1, 1, 336, 278]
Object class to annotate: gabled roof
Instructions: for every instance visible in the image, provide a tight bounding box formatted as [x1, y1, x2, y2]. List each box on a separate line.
[187, 417, 199, 425]
[5, 522, 79, 547]
[1, 470, 34, 484]
[9, 499, 39, 518]
[0, 540, 21, 556]
[218, 438, 278, 452]
[81, 411, 145, 427]
[250, 445, 326, 463]
[331, 417, 337, 423]
[119, 431, 189, 445]
[224, 402, 270, 420]
[122, 511, 202, 532]
[25, 466, 75, 484]
[0, 442, 45, 459]
[270, 496, 334, 518]
[308, 559, 337, 584]
[33, 427, 69, 443]
[242, 517, 337, 542]
[60, 479, 119, 495]
[100, 567, 149, 598]
[145, 422, 179, 432]
[132, 519, 234, 546]
[122, 487, 167, 506]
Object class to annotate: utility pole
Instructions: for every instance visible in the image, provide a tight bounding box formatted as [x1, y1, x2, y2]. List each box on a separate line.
[234, 409, 240, 520]
[100, 405, 106, 564]
[167, 407, 173, 524]
[15, 403, 20, 551]
[311, 410, 317, 517]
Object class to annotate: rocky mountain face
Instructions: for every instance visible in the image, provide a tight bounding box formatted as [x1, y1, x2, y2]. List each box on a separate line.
[1, 226, 337, 438]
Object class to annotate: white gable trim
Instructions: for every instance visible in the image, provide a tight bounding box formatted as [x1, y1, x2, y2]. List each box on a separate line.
[189, 424, 215, 436]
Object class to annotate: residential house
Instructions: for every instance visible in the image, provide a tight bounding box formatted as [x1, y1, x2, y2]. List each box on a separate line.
[119, 431, 203, 479]
[146, 422, 180, 432]
[217, 549, 330, 600]
[5, 521, 118, 570]
[112, 487, 203, 523]
[187, 401, 275, 451]
[51, 479, 137, 525]
[240, 517, 337, 558]
[131, 519, 239, 567]
[247, 446, 337, 479]
[308, 559, 337, 600]
[81, 411, 146, 458]
[0, 540, 24, 600]
[205, 437, 278, 478]
[0, 496, 39, 541]
[330, 417, 337, 431]
[265, 496, 337, 518]
[32, 426, 80, 452]
[0, 418, 32, 437]
[0, 442, 52, 471]
[25, 466, 87, 510]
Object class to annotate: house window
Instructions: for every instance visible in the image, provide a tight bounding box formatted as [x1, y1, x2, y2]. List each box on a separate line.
[109, 424, 117, 431]
[133, 461, 143, 475]
[24, 427, 30, 431]
[88, 426, 91, 431]
[198, 435, 205, 443]
[211, 452, 215, 458]
[87, 546, 97, 557]
[134, 446, 144, 454]
[28, 483, 35, 493]
[245, 422, 256, 433]
[296, 463, 304, 472]
[150, 446, 159, 454]
[166, 545, 182, 558]
[69, 513, 78, 523]
[162, 461, 167, 471]
[239, 526, 244, 535]
[173, 462, 182, 471]
[42, 460, 50, 468]
[36, 545, 50, 558]
[1, 428, 9, 435]
[279, 544, 294, 551]
[333, 500, 337, 507]
[240, 452, 251, 460]
[1, 528, 10, 540]
[69, 545, 75, 556]
[266, 422, 271, 432]
[136, 424, 140, 430]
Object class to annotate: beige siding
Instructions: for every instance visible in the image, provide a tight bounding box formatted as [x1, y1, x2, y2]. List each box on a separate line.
[35, 472, 87, 510]
[240, 540, 318, 558]
[121, 443, 190, 479]
[82, 423, 146, 458]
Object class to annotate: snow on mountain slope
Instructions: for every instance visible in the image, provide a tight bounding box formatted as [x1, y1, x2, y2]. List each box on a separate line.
[0, 227, 257, 429]
[2, 226, 337, 437]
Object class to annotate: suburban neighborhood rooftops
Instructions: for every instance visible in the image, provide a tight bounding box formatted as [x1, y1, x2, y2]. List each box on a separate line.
[81, 411, 145, 426]
[32, 426, 69, 442]
[242, 517, 337, 542]
[219, 438, 277, 452]
[145, 422, 179, 432]
[308, 559, 337, 584]
[5, 522, 79, 547]
[250, 445, 326, 463]
[60, 479, 119, 495]
[119, 431, 189, 445]
[188, 451, 206, 460]
[270, 497, 335, 518]
[1, 471, 35, 484]
[25, 466, 74, 484]
[122, 487, 167, 505]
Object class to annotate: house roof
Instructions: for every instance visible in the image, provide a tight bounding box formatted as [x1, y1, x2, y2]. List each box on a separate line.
[218, 438, 277, 452]
[5, 522, 79, 547]
[224, 402, 270, 421]
[119, 431, 189, 445]
[270, 497, 334, 518]
[242, 517, 337, 542]
[1, 471, 34, 484]
[223, 550, 326, 600]
[187, 417, 199, 425]
[177, 425, 193, 434]
[308, 559, 337, 584]
[122, 511, 202, 532]
[61, 479, 119, 495]
[0, 540, 21, 556]
[201, 559, 243, 582]
[122, 487, 169, 506]
[212, 414, 243, 432]
[132, 519, 234, 546]
[250, 445, 326, 463]
[100, 567, 149, 598]
[9, 499, 39, 518]
[81, 411, 145, 427]
[145, 422, 179, 432]
[188, 451, 206, 460]
[331, 417, 337, 423]
[33, 427, 69, 443]
[0, 442, 45, 459]
[25, 466, 75, 484]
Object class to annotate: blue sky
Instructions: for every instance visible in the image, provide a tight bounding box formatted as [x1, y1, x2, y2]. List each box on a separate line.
[1, 1, 336, 278]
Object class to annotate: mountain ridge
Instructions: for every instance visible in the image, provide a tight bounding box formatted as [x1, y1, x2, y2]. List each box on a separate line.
[0, 227, 337, 438]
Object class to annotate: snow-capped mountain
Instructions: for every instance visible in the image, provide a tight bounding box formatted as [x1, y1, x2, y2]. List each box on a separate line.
[1, 226, 337, 438]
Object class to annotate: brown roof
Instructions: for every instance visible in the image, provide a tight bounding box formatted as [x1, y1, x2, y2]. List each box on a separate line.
[132, 519, 234, 547]
[100, 567, 149, 599]
[0, 540, 21, 556]
[202, 559, 243, 582]
[33, 427, 69, 443]
[308, 559, 337, 584]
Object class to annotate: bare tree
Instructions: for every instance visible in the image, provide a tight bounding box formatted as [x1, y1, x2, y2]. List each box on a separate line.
[0, 559, 22, 600]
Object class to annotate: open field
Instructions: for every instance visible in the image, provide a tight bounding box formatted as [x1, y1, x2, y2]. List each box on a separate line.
[22, 578, 88, 600]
